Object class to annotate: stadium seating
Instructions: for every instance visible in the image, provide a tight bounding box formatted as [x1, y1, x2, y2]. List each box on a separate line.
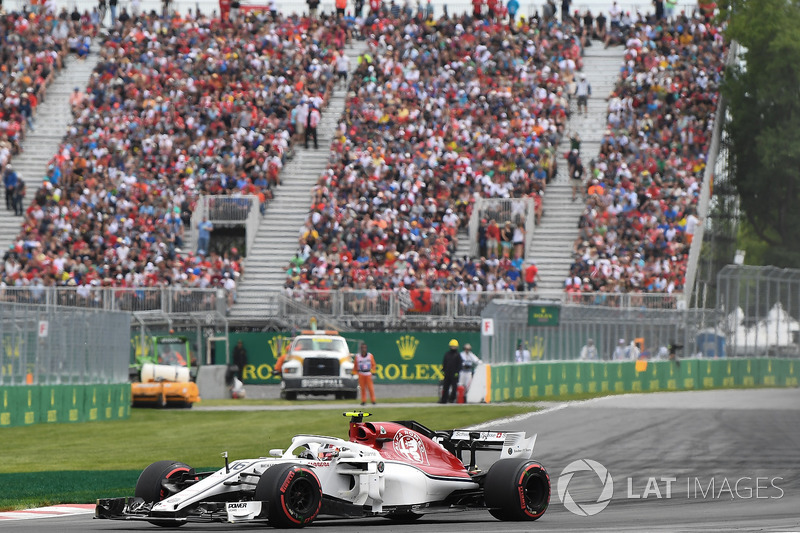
[285, 13, 586, 297]
[567, 16, 726, 295]
[0, 11, 95, 170]
[2, 12, 341, 302]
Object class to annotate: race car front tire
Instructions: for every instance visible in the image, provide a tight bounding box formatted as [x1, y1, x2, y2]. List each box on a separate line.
[484, 459, 550, 521]
[255, 464, 322, 528]
[134, 460, 195, 527]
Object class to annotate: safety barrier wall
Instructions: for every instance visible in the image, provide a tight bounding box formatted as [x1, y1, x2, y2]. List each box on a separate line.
[486, 358, 798, 403]
[0, 384, 131, 428]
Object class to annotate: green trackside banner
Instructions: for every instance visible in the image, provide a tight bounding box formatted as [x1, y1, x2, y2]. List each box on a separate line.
[486, 358, 797, 402]
[213, 331, 482, 385]
[0, 384, 130, 428]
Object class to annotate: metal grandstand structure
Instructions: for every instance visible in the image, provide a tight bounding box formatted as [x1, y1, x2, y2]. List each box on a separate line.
[685, 42, 742, 311]
[189, 194, 262, 255]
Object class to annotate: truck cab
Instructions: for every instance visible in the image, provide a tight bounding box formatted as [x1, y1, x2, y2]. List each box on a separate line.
[280, 331, 358, 400]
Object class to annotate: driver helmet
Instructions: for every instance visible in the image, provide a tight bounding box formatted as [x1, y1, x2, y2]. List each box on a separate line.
[318, 444, 339, 461]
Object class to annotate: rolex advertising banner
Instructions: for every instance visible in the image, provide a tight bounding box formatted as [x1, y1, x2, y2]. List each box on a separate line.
[225, 331, 482, 385]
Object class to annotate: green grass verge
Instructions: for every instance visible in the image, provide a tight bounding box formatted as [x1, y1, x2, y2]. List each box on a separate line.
[0, 404, 535, 511]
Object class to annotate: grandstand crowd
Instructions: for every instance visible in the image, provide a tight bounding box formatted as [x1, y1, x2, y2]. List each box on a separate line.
[286, 9, 585, 298]
[1, 9, 95, 171]
[567, 13, 724, 296]
[0, 1, 726, 309]
[3, 9, 345, 304]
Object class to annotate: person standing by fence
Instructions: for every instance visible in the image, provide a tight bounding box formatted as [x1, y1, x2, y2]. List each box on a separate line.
[232, 340, 248, 381]
[440, 339, 462, 403]
[354, 343, 377, 405]
[457, 343, 480, 403]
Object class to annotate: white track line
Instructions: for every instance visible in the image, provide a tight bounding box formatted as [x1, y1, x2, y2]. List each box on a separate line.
[0, 504, 95, 521]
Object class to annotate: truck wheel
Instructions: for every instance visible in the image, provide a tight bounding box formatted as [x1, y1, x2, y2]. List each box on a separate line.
[346, 391, 358, 400]
[484, 459, 549, 521]
[135, 460, 195, 527]
[284, 391, 297, 401]
[255, 464, 322, 528]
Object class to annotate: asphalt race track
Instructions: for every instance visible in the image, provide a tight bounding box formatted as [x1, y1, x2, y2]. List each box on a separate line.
[4, 388, 799, 532]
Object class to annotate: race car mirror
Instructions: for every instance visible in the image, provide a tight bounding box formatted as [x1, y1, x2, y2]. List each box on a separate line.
[268, 449, 283, 457]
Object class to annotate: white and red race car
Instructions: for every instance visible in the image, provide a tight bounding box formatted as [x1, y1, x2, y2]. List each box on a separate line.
[95, 412, 550, 528]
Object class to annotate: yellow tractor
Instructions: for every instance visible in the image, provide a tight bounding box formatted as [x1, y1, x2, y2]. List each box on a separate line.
[131, 335, 200, 408]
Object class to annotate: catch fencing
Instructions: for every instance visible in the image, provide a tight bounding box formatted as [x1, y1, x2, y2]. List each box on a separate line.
[0, 303, 130, 386]
[481, 265, 800, 363]
[480, 299, 716, 364]
[0, 286, 227, 315]
[717, 265, 800, 357]
[280, 289, 680, 331]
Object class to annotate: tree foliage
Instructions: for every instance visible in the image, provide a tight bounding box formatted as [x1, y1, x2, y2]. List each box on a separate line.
[721, 0, 800, 267]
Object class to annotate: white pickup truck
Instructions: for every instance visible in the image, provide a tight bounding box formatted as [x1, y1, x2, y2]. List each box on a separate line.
[279, 331, 358, 400]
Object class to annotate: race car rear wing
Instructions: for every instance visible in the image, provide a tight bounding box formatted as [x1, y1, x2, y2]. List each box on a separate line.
[446, 430, 537, 469]
[392, 420, 536, 470]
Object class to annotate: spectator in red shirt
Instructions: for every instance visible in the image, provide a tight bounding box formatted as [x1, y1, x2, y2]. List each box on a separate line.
[525, 261, 539, 291]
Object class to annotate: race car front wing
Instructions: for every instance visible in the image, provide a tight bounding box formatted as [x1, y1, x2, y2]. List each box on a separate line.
[95, 497, 269, 524]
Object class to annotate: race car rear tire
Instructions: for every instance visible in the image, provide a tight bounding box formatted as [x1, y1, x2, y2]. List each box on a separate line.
[255, 464, 322, 528]
[135, 460, 195, 527]
[484, 459, 550, 521]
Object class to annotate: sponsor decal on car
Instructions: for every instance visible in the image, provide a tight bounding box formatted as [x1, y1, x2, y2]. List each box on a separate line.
[393, 428, 429, 465]
[280, 470, 295, 492]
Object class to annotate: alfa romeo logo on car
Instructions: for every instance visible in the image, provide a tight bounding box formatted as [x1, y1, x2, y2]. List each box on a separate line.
[393, 429, 429, 465]
[557, 459, 614, 516]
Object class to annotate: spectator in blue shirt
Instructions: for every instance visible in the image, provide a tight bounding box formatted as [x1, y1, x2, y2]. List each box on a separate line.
[197, 217, 213, 255]
[4, 165, 18, 211]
